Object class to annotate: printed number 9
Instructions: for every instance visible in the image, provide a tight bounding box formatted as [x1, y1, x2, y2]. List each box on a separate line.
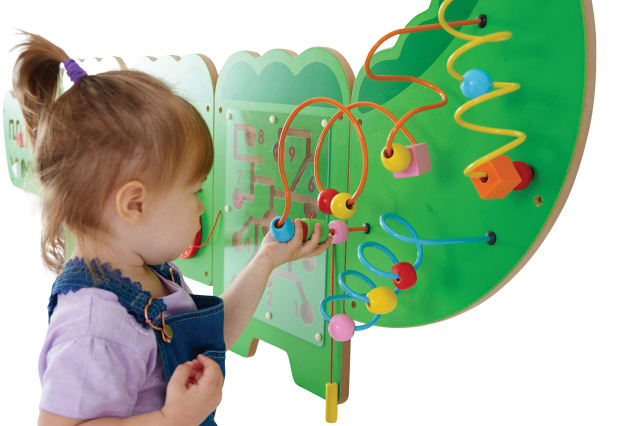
[289, 146, 295, 162]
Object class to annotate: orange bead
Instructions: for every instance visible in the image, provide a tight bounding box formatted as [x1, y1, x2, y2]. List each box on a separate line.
[470, 156, 522, 199]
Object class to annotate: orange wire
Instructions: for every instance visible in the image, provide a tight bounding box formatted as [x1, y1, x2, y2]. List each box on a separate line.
[192, 209, 221, 249]
[276, 97, 368, 228]
[364, 18, 482, 156]
[313, 101, 417, 193]
[277, 18, 482, 228]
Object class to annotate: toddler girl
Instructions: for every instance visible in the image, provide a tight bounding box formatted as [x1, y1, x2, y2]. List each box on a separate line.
[12, 31, 331, 426]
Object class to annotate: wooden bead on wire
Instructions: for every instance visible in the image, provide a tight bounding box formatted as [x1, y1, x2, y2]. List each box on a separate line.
[270, 216, 295, 242]
[330, 192, 357, 220]
[381, 143, 411, 173]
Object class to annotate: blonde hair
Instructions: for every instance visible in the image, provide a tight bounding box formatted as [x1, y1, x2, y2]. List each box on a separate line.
[11, 31, 213, 278]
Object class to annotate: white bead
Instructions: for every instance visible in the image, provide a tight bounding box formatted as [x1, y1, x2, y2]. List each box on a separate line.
[265, 312, 273, 320]
[314, 333, 322, 342]
[226, 111, 232, 120]
[269, 115, 276, 124]
[321, 119, 328, 128]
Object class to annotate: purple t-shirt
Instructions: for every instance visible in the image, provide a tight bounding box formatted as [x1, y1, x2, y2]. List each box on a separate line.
[38, 261, 197, 419]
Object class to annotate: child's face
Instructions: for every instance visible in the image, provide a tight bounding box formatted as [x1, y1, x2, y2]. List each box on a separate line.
[141, 173, 206, 263]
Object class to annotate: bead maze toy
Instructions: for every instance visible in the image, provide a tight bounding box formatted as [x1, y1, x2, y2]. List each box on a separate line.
[4, 0, 595, 422]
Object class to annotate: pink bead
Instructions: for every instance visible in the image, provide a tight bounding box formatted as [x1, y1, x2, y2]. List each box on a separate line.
[328, 220, 349, 244]
[328, 314, 355, 342]
[393, 143, 432, 178]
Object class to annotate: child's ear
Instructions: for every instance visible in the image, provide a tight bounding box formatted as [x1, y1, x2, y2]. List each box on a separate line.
[115, 180, 147, 224]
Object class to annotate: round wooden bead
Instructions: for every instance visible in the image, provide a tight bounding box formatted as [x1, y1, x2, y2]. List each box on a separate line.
[391, 262, 417, 290]
[513, 161, 534, 191]
[317, 188, 339, 215]
[329, 220, 349, 244]
[365, 287, 397, 315]
[328, 314, 355, 342]
[380, 143, 411, 173]
[270, 216, 295, 242]
[461, 68, 492, 99]
[330, 193, 357, 220]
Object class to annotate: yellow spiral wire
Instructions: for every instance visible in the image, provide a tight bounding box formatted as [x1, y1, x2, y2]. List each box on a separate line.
[438, 0, 527, 179]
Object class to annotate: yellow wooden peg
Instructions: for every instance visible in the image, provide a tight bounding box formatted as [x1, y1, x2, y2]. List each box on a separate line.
[325, 382, 338, 423]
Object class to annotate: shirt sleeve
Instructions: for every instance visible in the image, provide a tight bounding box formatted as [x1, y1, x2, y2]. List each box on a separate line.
[39, 334, 147, 420]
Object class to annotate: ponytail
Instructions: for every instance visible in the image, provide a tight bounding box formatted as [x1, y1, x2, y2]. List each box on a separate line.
[11, 30, 68, 151]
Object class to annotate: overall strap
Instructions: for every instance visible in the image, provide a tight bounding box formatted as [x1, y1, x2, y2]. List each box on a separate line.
[48, 257, 168, 327]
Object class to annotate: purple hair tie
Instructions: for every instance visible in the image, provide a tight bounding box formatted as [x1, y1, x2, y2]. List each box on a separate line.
[63, 58, 88, 83]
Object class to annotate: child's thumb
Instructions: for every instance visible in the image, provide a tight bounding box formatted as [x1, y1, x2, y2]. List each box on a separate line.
[170, 362, 192, 384]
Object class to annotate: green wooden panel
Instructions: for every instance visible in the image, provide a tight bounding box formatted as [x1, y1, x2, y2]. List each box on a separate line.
[346, 0, 592, 328]
[213, 48, 354, 402]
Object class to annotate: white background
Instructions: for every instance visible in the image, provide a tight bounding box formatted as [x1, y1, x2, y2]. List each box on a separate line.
[0, 1, 637, 425]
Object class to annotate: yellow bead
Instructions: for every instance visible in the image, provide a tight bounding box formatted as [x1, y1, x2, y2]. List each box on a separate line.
[380, 143, 411, 173]
[330, 192, 357, 220]
[365, 287, 397, 315]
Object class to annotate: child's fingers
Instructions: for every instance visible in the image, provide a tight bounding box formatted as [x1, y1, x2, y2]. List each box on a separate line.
[310, 234, 332, 256]
[197, 354, 223, 383]
[290, 218, 303, 246]
[301, 223, 326, 254]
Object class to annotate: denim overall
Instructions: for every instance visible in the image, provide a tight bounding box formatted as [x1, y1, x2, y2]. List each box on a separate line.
[48, 257, 226, 426]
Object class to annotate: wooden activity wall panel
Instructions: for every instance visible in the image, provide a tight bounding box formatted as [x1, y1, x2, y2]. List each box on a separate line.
[3, 0, 595, 422]
[212, 48, 354, 405]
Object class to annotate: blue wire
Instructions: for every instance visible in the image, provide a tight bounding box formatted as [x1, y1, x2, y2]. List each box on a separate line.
[318, 294, 381, 331]
[355, 314, 381, 331]
[357, 241, 399, 280]
[379, 213, 491, 251]
[319, 294, 351, 323]
[338, 270, 374, 303]
[320, 212, 492, 339]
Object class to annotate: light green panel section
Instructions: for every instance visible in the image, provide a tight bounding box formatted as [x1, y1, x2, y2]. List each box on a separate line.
[221, 105, 330, 346]
[3, 91, 38, 194]
[214, 48, 353, 402]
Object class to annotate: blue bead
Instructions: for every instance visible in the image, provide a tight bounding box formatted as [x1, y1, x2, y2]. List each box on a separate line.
[270, 216, 295, 242]
[461, 68, 492, 99]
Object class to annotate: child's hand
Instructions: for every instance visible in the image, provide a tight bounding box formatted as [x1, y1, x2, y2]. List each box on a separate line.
[162, 354, 223, 426]
[259, 219, 332, 270]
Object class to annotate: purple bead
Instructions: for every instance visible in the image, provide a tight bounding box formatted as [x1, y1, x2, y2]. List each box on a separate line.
[328, 314, 355, 342]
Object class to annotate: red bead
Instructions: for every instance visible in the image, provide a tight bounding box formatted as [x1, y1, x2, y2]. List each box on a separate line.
[300, 220, 308, 241]
[317, 188, 339, 215]
[391, 262, 417, 290]
[513, 161, 533, 191]
[181, 216, 202, 259]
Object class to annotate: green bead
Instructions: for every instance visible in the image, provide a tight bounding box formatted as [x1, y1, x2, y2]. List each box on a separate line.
[304, 219, 329, 243]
